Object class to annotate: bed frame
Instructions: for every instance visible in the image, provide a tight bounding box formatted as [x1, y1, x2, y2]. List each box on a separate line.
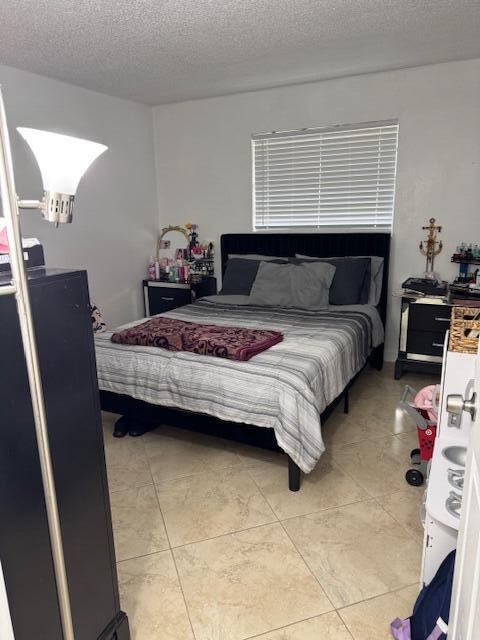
[100, 232, 390, 491]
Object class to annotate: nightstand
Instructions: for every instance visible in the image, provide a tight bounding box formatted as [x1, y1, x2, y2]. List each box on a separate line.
[143, 277, 217, 316]
[395, 294, 452, 379]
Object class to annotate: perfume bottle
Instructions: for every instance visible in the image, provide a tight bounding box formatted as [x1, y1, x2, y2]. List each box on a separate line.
[148, 256, 156, 281]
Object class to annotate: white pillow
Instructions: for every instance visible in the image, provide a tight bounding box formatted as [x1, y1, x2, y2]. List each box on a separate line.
[295, 254, 384, 306]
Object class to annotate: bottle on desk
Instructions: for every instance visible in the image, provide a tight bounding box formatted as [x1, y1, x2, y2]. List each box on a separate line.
[148, 256, 156, 281]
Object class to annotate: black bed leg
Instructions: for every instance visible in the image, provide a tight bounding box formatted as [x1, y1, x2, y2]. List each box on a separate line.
[344, 389, 349, 414]
[288, 457, 301, 492]
[394, 360, 403, 380]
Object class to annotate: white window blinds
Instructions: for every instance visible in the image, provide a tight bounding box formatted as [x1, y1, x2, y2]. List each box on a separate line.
[252, 120, 398, 230]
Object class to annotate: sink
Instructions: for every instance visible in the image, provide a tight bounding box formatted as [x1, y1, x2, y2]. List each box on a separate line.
[442, 446, 467, 467]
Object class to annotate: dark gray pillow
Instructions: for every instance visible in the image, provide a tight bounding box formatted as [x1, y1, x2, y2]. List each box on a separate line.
[296, 254, 383, 305]
[249, 261, 336, 309]
[220, 258, 286, 295]
[290, 256, 371, 305]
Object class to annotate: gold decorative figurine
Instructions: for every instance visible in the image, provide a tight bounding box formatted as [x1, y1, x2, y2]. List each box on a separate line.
[419, 217, 442, 280]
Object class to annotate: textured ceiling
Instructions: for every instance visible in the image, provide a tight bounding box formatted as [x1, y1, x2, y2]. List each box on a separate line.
[1, 0, 479, 105]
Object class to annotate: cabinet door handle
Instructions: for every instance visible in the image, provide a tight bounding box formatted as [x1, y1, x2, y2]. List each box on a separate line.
[435, 317, 450, 322]
[432, 342, 444, 348]
[160, 296, 174, 301]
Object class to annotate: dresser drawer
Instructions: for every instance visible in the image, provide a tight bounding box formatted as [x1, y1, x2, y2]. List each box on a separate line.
[408, 303, 451, 333]
[145, 285, 192, 315]
[407, 330, 446, 357]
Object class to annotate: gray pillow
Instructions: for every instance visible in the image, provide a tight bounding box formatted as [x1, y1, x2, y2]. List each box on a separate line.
[296, 254, 384, 305]
[292, 256, 370, 305]
[220, 257, 286, 295]
[367, 256, 384, 305]
[249, 261, 336, 310]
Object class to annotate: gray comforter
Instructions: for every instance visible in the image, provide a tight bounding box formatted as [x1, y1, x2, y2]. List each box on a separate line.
[95, 298, 383, 473]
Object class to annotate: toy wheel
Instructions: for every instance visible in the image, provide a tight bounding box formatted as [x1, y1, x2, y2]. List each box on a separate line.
[410, 448, 420, 458]
[406, 469, 424, 487]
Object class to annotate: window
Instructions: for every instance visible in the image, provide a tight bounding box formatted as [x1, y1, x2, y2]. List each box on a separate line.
[252, 120, 398, 231]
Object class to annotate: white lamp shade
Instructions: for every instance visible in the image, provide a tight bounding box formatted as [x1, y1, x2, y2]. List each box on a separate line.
[17, 127, 107, 195]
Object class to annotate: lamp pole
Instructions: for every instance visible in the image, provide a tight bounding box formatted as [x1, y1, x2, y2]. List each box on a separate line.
[0, 87, 75, 640]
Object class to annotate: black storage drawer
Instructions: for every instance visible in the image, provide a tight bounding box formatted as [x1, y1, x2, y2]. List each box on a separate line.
[143, 278, 217, 316]
[407, 330, 446, 356]
[0, 269, 128, 640]
[395, 294, 450, 379]
[147, 285, 191, 315]
[408, 303, 451, 333]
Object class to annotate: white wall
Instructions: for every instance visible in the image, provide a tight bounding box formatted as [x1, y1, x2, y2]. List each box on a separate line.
[152, 59, 480, 361]
[0, 64, 158, 327]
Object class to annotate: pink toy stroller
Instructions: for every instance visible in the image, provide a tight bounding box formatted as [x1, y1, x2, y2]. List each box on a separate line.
[399, 384, 440, 486]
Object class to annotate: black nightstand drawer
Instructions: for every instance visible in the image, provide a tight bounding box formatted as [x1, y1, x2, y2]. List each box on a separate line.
[143, 277, 217, 316]
[147, 286, 191, 315]
[408, 303, 451, 332]
[407, 330, 446, 356]
[395, 294, 450, 379]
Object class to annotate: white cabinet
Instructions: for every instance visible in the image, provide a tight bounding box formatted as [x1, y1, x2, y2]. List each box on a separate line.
[420, 342, 476, 586]
[421, 516, 458, 585]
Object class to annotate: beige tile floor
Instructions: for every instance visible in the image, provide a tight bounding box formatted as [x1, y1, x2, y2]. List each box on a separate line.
[104, 364, 438, 640]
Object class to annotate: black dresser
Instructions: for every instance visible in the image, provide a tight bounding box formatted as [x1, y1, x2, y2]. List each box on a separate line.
[0, 268, 129, 640]
[395, 294, 452, 379]
[143, 277, 217, 316]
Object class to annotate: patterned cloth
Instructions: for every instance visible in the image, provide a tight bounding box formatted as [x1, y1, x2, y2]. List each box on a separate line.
[111, 317, 283, 361]
[90, 302, 106, 333]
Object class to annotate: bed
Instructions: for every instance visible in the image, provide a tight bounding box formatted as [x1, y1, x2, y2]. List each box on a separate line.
[98, 232, 390, 491]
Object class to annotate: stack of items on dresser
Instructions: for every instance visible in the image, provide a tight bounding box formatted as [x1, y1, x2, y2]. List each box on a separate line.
[450, 242, 480, 306]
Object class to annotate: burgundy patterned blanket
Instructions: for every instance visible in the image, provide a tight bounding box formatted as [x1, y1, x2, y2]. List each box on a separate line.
[111, 317, 283, 361]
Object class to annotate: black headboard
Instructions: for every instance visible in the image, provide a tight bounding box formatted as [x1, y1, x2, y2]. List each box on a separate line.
[220, 232, 391, 326]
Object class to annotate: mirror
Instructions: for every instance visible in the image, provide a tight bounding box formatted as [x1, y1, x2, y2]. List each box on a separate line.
[156, 225, 190, 262]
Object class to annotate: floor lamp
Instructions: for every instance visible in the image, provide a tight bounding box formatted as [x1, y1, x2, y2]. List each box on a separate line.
[0, 86, 107, 640]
